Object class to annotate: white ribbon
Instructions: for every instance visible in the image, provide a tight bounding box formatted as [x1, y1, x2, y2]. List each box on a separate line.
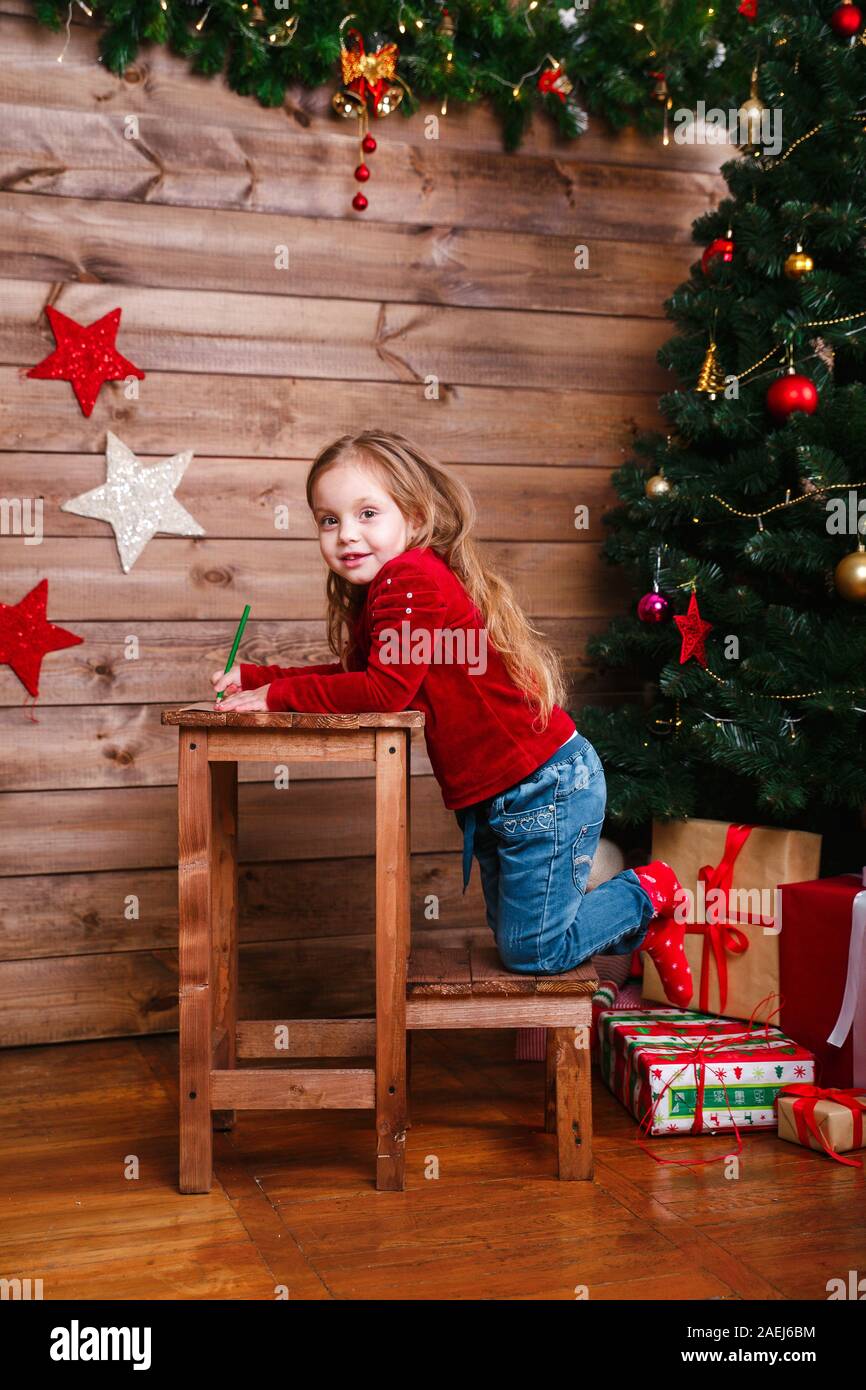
[826, 886, 866, 1088]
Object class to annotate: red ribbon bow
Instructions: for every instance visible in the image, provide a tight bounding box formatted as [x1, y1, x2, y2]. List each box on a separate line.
[689, 823, 758, 1014]
[738, 0, 758, 19]
[340, 28, 399, 109]
[775, 1083, 866, 1169]
[538, 65, 568, 102]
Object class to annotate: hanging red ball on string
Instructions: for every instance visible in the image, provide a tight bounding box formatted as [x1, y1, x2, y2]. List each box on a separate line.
[701, 235, 735, 275]
[352, 192, 368, 212]
[829, 1, 863, 37]
[362, 133, 377, 153]
[354, 163, 370, 182]
[766, 370, 819, 421]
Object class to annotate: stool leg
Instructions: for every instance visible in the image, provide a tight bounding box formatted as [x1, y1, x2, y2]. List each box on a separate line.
[552, 1026, 594, 1181]
[178, 732, 214, 1193]
[374, 729, 410, 1191]
[544, 1030, 557, 1133]
[210, 760, 238, 1133]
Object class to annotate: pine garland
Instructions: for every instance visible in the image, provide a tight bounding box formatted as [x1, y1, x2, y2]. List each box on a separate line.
[28, 0, 751, 150]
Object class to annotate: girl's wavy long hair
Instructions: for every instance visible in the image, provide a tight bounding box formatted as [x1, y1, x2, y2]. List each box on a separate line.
[305, 430, 569, 730]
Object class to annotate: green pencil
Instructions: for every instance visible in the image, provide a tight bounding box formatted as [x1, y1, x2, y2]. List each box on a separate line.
[216, 604, 251, 701]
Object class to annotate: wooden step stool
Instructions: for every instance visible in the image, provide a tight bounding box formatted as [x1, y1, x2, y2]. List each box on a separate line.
[406, 946, 598, 1180]
[162, 706, 423, 1194]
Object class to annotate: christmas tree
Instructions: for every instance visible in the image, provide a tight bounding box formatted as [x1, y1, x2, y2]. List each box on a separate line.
[579, 0, 866, 874]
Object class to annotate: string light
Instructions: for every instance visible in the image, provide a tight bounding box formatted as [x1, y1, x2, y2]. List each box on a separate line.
[57, 1, 93, 64]
[195, 6, 212, 32]
[709, 479, 866, 522]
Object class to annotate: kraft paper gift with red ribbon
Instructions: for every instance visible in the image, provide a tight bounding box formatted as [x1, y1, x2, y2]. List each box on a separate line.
[778, 872, 866, 1089]
[775, 1084, 866, 1168]
[597, 997, 815, 1165]
[641, 819, 822, 1023]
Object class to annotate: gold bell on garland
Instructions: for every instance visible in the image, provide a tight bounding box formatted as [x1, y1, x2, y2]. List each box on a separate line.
[834, 537, 866, 602]
[784, 243, 814, 279]
[696, 339, 726, 399]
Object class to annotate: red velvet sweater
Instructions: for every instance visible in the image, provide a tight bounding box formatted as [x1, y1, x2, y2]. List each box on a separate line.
[239, 545, 577, 810]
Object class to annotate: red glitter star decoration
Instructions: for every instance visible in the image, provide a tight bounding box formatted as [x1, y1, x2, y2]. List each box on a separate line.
[26, 305, 145, 417]
[674, 589, 713, 668]
[0, 579, 83, 697]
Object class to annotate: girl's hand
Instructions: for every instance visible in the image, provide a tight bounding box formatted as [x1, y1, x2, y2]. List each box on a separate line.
[211, 664, 242, 698]
[214, 683, 271, 712]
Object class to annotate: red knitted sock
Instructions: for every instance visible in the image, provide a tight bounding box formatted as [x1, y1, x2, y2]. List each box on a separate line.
[641, 913, 693, 1006]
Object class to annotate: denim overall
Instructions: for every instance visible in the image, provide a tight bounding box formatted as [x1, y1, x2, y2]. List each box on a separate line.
[454, 731, 654, 974]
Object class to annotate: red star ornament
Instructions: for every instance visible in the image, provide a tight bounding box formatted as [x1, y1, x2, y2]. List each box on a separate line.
[27, 305, 145, 417]
[0, 579, 83, 697]
[674, 590, 713, 668]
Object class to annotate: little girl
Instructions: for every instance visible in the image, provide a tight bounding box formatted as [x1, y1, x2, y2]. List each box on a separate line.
[212, 430, 692, 1004]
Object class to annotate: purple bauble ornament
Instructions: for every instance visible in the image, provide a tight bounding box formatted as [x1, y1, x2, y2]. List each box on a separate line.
[637, 590, 671, 623]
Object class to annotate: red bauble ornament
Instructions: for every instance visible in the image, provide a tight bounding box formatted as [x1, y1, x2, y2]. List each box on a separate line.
[0, 578, 83, 698]
[674, 590, 713, 669]
[701, 236, 735, 274]
[829, 1, 863, 36]
[765, 371, 819, 421]
[26, 305, 145, 418]
[637, 591, 671, 623]
[354, 162, 370, 182]
[362, 133, 377, 153]
[352, 192, 369, 212]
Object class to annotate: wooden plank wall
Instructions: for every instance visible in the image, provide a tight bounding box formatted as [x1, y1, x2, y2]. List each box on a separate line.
[0, 1, 726, 1045]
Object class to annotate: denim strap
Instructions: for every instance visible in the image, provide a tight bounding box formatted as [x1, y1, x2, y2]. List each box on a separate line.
[462, 806, 477, 894]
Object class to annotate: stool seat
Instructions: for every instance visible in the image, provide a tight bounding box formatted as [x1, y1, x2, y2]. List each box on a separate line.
[405, 945, 598, 1180]
[407, 946, 597, 997]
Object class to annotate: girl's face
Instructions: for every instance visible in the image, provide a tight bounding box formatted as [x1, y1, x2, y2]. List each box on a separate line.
[312, 459, 421, 585]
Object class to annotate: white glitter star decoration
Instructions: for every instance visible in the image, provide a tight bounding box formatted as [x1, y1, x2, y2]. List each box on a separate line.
[61, 431, 204, 573]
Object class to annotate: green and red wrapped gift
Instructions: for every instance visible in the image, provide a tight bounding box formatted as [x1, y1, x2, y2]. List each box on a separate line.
[597, 1004, 815, 1155]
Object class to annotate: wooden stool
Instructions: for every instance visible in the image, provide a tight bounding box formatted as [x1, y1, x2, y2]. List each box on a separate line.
[406, 946, 598, 1180]
[161, 707, 423, 1194]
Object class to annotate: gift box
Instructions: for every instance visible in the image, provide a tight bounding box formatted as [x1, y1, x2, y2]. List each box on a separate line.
[775, 1084, 866, 1167]
[641, 819, 822, 1023]
[598, 1006, 816, 1136]
[778, 872, 866, 1089]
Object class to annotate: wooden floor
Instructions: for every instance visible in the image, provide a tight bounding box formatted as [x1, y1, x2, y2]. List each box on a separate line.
[0, 1029, 861, 1301]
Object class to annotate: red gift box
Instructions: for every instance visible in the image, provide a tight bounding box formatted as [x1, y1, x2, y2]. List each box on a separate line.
[778, 872, 866, 1089]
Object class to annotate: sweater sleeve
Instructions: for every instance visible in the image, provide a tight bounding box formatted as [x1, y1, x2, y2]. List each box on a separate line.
[263, 561, 448, 713]
[240, 658, 343, 688]
[239, 615, 361, 689]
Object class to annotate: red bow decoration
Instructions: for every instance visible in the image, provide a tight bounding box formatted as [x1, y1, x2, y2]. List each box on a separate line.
[775, 1083, 866, 1169]
[738, 0, 759, 19]
[340, 27, 399, 108]
[537, 61, 572, 103]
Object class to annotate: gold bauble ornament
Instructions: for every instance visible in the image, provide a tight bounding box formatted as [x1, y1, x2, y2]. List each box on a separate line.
[784, 243, 814, 279]
[645, 471, 673, 499]
[834, 539, 866, 602]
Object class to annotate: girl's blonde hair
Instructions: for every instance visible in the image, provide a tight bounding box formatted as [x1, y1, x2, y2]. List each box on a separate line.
[305, 430, 569, 730]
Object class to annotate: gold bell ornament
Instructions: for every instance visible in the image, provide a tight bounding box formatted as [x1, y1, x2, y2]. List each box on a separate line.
[738, 66, 766, 152]
[331, 21, 412, 212]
